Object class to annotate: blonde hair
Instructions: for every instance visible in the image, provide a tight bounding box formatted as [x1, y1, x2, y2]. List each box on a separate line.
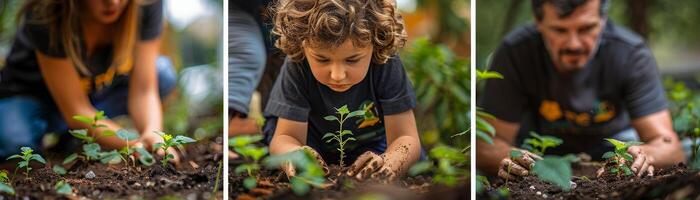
[272, 0, 407, 64]
[19, 0, 139, 76]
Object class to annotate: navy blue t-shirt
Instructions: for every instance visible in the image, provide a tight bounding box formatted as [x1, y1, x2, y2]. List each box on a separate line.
[264, 55, 417, 165]
[0, 0, 163, 100]
[479, 22, 667, 157]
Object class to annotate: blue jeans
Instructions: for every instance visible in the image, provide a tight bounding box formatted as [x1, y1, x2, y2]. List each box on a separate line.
[228, 4, 266, 115]
[0, 56, 176, 159]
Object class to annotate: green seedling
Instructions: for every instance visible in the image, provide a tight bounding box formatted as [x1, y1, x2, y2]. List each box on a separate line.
[522, 132, 563, 156]
[264, 149, 326, 196]
[53, 165, 67, 176]
[602, 138, 643, 177]
[67, 111, 117, 163]
[54, 180, 73, 195]
[409, 145, 468, 186]
[0, 170, 14, 195]
[115, 129, 140, 168]
[322, 105, 364, 167]
[230, 135, 268, 189]
[153, 131, 196, 167]
[6, 147, 46, 178]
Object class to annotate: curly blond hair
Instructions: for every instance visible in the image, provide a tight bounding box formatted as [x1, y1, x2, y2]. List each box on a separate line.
[272, 0, 407, 64]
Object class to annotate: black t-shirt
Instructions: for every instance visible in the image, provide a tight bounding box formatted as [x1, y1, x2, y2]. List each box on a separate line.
[265, 56, 417, 164]
[0, 0, 163, 100]
[479, 22, 667, 155]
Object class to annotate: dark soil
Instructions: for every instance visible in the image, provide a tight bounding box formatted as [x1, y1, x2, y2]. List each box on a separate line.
[2, 137, 224, 199]
[480, 162, 700, 200]
[229, 162, 468, 200]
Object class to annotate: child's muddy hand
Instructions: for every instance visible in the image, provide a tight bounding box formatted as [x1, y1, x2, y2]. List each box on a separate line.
[628, 146, 654, 177]
[347, 151, 385, 180]
[282, 161, 297, 179]
[299, 146, 329, 174]
[498, 149, 540, 181]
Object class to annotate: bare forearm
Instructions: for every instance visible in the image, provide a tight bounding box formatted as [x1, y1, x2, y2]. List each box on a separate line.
[381, 135, 421, 175]
[476, 138, 514, 175]
[270, 134, 305, 155]
[128, 91, 162, 134]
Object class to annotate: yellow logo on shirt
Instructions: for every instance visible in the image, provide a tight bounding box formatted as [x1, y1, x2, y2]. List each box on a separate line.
[357, 101, 381, 128]
[539, 99, 616, 127]
[79, 57, 133, 92]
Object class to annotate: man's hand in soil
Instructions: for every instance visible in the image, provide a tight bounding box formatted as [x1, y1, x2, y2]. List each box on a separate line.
[282, 146, 329, 178]
[346, 151, 397, 181]
[597, 146, 655, 177]
[135, 131, 181, 166]
[498, 148, 542, 180]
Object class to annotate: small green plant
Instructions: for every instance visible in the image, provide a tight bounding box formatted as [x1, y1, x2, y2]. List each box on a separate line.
[54, 180, 73, 195]
[409, 145, 469, 186]
[0, 170, 14, 195]
[602, 138, 643, 177]
[532, 155, 577, 191]
[6, 147, 46, 178]
[114, 129, 140, 168]
[522, 132, 563, 156]
[230, 135, 268, 189]
[322, 105, 364, 167]
[67, 111, 117, 163]
[153, 131, 196, 166]
[263, 149, 326, 196]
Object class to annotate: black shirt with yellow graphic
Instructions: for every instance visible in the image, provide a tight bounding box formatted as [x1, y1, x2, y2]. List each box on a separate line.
[479, 22, 667, 158]
[0, 0, 163, 101]
[264, 56, 417, 165]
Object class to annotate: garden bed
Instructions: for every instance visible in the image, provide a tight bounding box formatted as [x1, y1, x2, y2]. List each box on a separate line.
[481, 162, 700, 199]
[2, 138, 224, 199]
[229, 162, 469, 200]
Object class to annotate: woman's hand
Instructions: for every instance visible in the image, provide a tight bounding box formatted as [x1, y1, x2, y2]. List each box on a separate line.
[134, 131, 181, 166]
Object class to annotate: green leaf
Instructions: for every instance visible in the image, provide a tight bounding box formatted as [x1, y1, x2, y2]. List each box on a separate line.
[322, 133, 335, 141]
[610, 167, 619, 174]
[101, 130, 116, 137]
[83, 143, 102, 159]
[228, 135, 264, 148]
[408, 161, 433, 176]
[622, 166, 633, 176]
[604, 138, 627, 151]
[243, 177, 257, 190]
[173, 135, 197, 144]
[69, 129, 94, 143]
[337, 105, 350, 115]
[31, 154, 46, 164]
[134, 147, 155, 166]
[347, 110, 365, 119]
[476, 70, 503, 80]
[95, 111, 106, 121]
[72, 115, 94, 125]
[622, 152, 634, 162]
[290, 177, 311, 195]
[116, 129, 139, 141]
[54, 180, 73, 195]
[52, 165, 67, 175]
[99, 150, 122, 164]
[476, 117, 495, 136]
[340, 130, 353, 136]
[6, 155, 21, 161]
[63, 153, 78, 165]
[323, 115, 339, 121]
[153, 143, 165, 151]
[602, 151, 616, 159]
[533, 156, 573, 191]
[0, 182, 15, 195]
[18, 161, 28, 169]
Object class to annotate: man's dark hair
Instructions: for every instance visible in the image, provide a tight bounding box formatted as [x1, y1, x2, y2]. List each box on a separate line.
[532, 0, 609, 21]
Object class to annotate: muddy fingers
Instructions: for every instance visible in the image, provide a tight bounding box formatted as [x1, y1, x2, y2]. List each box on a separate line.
[501, 158, 529, 176]
[347, 151, 377, 177]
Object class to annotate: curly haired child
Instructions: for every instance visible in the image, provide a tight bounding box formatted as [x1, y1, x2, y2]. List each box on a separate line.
[264, 0, 423, 181]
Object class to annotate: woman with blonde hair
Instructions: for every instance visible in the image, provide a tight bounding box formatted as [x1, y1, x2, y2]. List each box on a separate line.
[0, 0, 179, 162]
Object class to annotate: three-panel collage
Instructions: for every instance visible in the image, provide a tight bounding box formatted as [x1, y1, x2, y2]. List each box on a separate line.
[0, 0, 699, 199]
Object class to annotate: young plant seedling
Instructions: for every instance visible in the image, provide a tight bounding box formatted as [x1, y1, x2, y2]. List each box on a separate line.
[601, 138, 643, 177]
[532, 154, 577, 191]
[115, 129, 140, 168]
[67, 111, 116, 163]
[0, 170, 14, 195]
[263, 149, 326, 196]
[409, 145, 468, 186]
[522, 132, 563, 156]
[6, 147, 46, 179]
[153, 131, 196, 167]
[322, 105, 364, 167]
[230, 135, 268, 189]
